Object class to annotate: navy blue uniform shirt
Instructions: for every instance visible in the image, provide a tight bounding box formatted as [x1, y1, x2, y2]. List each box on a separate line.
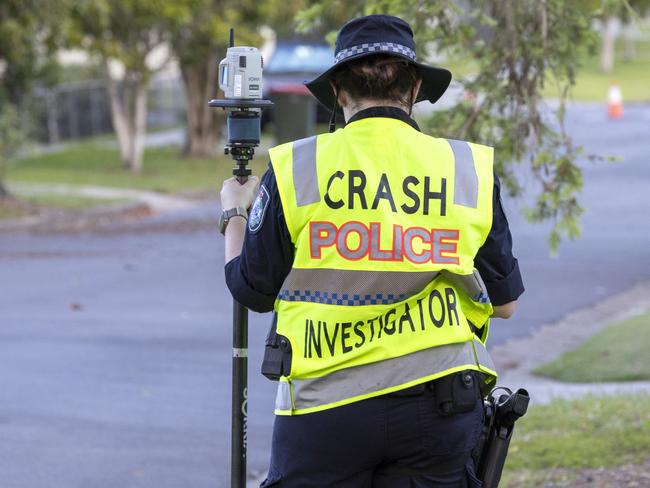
[225, 107, 524, 313]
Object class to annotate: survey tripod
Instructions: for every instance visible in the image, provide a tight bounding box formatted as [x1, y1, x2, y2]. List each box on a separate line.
[209, 29, 273, 488]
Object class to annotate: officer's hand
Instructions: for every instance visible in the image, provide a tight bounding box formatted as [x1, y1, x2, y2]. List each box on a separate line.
[220, 176, 260, 210]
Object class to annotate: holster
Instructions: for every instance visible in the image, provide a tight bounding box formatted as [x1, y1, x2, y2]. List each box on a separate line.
[472, 387, 530, 488]
[261, 313, 292, 381]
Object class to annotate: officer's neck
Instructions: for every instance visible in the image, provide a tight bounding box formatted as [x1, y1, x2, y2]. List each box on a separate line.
[342, 99, 410, 123]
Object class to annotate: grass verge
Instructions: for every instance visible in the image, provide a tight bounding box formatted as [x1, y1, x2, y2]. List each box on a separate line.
[0, 193, 132, 220]
[502, 394, 650, 486]
[24, 194, 130, 210]
[544, 39, 650, 102]
[8, 142, 270, 194]
[445, 38, 649, 102]
[533, 311, 650, 382]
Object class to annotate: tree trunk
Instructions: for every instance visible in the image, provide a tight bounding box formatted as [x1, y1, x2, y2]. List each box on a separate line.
[0, 166, 9, 199]
[180, 54, 222, 159]
[102, 58, 149, 173]
[129, 81, 147, 173]
[103, 59, 131, 165]
[600, 16, 618, 73]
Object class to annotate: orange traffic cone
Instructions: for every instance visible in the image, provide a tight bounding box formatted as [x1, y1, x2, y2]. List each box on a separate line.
[607, 82, 623, 119]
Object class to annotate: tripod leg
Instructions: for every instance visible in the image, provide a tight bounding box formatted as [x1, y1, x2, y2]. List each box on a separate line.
[231, 300, 248, 488]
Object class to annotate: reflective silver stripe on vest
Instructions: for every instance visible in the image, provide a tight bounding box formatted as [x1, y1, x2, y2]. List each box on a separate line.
[275, 381, 293, 412]
[279, 268, 439, 306]
[277, 339, 494, 412]
[472, 339, 496, 371]
[292, 136, 320, 206]
[447, 139, 479, 208]
[441, 270, 491, 304]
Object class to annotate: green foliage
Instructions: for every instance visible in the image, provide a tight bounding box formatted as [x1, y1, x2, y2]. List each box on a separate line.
[603, 0, 650, 21]
[0, 0, 65, 194]
[0, 0, 64, 99]
[295, 1, 362, 40]
[300, 0, 604, 252]
[163, 0, 261, 68]
[68, 0, 169, 83]
[505, 394, 650, 470]
[534, 311, 650, 382]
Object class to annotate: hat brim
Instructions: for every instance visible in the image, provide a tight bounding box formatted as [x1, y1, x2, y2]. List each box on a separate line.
[304, 52, 452, 112]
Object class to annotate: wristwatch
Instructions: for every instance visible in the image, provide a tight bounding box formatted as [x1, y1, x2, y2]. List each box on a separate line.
[219, 206, 248, 235]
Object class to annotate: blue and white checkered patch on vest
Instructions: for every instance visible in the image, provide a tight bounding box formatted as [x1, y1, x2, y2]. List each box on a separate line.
[278, 289, 407, 306]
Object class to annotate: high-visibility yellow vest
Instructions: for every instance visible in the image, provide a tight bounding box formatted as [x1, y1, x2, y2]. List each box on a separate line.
[269, 116, 497, 415]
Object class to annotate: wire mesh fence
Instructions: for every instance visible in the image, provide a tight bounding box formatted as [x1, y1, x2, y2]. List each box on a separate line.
[33, 74, 186, 144]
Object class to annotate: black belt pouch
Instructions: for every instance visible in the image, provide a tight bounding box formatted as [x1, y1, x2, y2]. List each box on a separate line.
[433, 370, 480, 415]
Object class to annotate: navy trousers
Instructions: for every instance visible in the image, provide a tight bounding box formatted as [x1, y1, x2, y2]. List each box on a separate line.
[260, 381, 484, 487]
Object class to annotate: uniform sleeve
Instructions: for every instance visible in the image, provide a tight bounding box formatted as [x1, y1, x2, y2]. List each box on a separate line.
[474, 173, 525, 306]
[224, 164, 294, 313]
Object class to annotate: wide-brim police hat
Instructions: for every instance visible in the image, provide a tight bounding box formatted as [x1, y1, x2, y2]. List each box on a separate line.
[305, 15, 452, 111]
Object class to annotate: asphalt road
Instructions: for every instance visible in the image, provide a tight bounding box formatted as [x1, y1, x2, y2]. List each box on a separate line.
[1, 104, 649, 487]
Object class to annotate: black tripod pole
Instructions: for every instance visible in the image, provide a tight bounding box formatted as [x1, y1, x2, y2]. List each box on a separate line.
[231, 298, 248, 488]
[209, 94, 272, 488]
[231, 156, 251, 488]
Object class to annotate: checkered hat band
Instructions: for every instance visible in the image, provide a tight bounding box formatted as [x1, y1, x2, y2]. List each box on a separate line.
[335, 42, 416, 63]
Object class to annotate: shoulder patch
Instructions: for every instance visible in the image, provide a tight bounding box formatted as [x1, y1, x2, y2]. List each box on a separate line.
[248, 184, 270, 233]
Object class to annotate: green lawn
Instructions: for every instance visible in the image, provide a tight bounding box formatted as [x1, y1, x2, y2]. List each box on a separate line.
[0, 192, 133, 220]
[544, 39, 650, 102]
[8, 142, 270, 194]
[24, 194, 130, 210]
[502, 394, 650, 486]
[446, 38, 649, 102]
[534, 311, 650, 382]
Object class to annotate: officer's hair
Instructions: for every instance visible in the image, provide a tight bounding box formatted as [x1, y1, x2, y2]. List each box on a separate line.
[332, 54, 420, 107]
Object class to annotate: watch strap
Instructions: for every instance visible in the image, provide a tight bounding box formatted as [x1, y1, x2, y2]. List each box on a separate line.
[219, 206, 248, 234]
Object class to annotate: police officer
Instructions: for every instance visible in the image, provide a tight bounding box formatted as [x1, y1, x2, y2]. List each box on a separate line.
[220, 15, 524, 488]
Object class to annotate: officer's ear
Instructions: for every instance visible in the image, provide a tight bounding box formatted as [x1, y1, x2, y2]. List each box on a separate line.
[412, 79, 423, 101]
[408, 78, 423, 116]
[329, 80, 348, 108]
